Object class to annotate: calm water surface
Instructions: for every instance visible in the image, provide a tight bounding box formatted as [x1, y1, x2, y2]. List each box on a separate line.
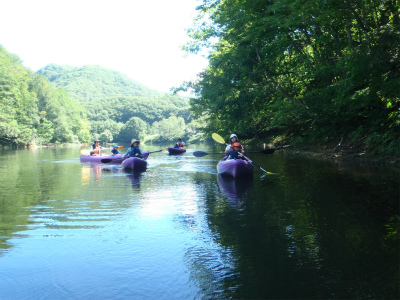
[0, 144, 398, 300]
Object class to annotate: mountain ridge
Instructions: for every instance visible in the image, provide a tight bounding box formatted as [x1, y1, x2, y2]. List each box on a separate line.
[37, 64, 163, 102]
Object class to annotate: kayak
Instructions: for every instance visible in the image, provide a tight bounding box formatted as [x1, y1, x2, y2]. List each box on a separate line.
[80, 154, 124, 164]
[167, 147, 186, 155]
[121, 151, 150, 171]
[217, 157, 253, 178]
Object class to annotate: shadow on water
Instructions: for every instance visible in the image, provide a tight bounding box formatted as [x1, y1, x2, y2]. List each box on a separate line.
[123, 170, 144, 189]
[217, 174, 253, 208]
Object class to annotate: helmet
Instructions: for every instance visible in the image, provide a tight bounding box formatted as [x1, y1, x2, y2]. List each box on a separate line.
[232, 142, 241, 148]
[113, 145, 119, 148]
[230, 134, 238, 141]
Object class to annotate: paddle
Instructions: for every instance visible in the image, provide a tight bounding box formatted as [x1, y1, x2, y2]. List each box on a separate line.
[81, 145, 123, 155]
[240, 154, 270, 174]
[193, 151, 227, 157]
[101, 149, 163, 163]
[211, 133, 271, 174]
[212, 133, 287, 154]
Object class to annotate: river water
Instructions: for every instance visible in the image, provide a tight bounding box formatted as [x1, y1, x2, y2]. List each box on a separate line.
[0, 144, 398, 300]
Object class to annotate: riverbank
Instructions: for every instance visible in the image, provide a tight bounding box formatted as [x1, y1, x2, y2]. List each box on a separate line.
[244, 139, 400, 169]
[287, 145, 400, 168]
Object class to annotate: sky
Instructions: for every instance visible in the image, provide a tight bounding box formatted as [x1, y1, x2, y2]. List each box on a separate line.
[0, 0, 208, 95]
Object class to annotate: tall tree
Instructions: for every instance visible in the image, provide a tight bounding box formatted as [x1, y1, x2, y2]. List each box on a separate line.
[183, 0, 399, 153]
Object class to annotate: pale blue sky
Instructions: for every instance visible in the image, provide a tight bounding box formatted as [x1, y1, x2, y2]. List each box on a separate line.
[0, 0, 208, 94]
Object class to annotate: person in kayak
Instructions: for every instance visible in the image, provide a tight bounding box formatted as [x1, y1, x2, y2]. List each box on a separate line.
[224, 134, 245, 153]
[173, 138, 186, 149]
[228, 142, 249, 160]
[124, 139, 143, 158]
[111, 145, 121, 155]
[90, 140, 106, 156]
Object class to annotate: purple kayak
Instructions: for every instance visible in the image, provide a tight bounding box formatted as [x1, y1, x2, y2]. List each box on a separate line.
[167, 147, 186, 155]
[217, 157, 253, 178]
[121, 152, 150, 171]
[80, 154, 124, 164]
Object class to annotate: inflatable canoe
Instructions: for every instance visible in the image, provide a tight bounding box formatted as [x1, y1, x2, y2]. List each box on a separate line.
[217, 157, 253, 178]
[121, 152, 150, 171]
[167, 147, 186, 155]
[80, 154, 124, 164]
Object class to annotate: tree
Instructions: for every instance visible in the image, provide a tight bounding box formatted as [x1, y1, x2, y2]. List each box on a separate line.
[182, 0, 399, 153]
[117, 117, 149, 142]
[151, 116, 186, 141]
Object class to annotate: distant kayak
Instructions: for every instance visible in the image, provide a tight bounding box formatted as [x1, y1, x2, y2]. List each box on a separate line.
[217, 157, 253, 178]
[167, 147, 186, 155]
[121, 152, 150, 171]
[80, 154, 124, 164]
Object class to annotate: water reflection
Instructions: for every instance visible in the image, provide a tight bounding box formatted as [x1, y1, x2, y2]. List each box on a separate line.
[80, 163, 116, 185]
[124, 171, 143, 189]
[217, 174, 253, 207]
[0, 146, 398, 300]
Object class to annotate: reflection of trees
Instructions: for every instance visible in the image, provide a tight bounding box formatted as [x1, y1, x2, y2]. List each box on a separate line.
[0, 149, 133, 255]
[176, 173, 240, 299]
[194, 157, 399, 299]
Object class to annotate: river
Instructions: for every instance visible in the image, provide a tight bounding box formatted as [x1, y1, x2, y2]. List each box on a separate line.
[0, 144, 398, 300]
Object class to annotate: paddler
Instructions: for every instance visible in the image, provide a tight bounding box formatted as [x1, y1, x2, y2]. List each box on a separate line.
[90, 140, 106, 156]
[224, 134, 245, 154]
[173, 138, 186, 149]
[111, 145, 121, 155]
[228, 142, 249, 160]
[124, 139, 144, 158]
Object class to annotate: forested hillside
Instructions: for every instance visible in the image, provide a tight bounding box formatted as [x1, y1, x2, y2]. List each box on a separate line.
[39, 64, 200, 143]
[38, 64, 161, 102]
[84, 95, 196, 143]
[0, 45, 91, 146]
[182, 0, 399, 155]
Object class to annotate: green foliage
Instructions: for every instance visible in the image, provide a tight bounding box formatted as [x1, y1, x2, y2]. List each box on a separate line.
[117, 117, 150, 142]
[38, 64, 162, 102]
[0, 46, 38, 145]
[39, 64, 195, 144]
[0, 45, 91, 146]
[83, 95, 191, 141]
[184, 0, 400, 152]
[150, 116, 186, 142]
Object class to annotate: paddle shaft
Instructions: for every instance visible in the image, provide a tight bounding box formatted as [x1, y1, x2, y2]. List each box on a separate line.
[101, 149, 163, 163]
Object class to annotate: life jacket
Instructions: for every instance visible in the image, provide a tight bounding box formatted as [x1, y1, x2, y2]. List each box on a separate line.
[91, 143, 100, 155]
[177, 142, 183, 148]
[228, 150, 245, 160]
[128, 146, 142, 157]
[228, 144, 243, 152]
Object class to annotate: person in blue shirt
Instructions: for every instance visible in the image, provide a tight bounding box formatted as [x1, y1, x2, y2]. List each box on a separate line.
[111, 145, 120, 155]
[228, 142, 249, 160]
[173, 138, 186, 149]
[124, 139, 143, 158]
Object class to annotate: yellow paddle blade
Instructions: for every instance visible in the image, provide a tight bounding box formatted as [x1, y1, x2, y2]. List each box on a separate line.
[118, 146, 124, 150]
[212, 133, 226, 144]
